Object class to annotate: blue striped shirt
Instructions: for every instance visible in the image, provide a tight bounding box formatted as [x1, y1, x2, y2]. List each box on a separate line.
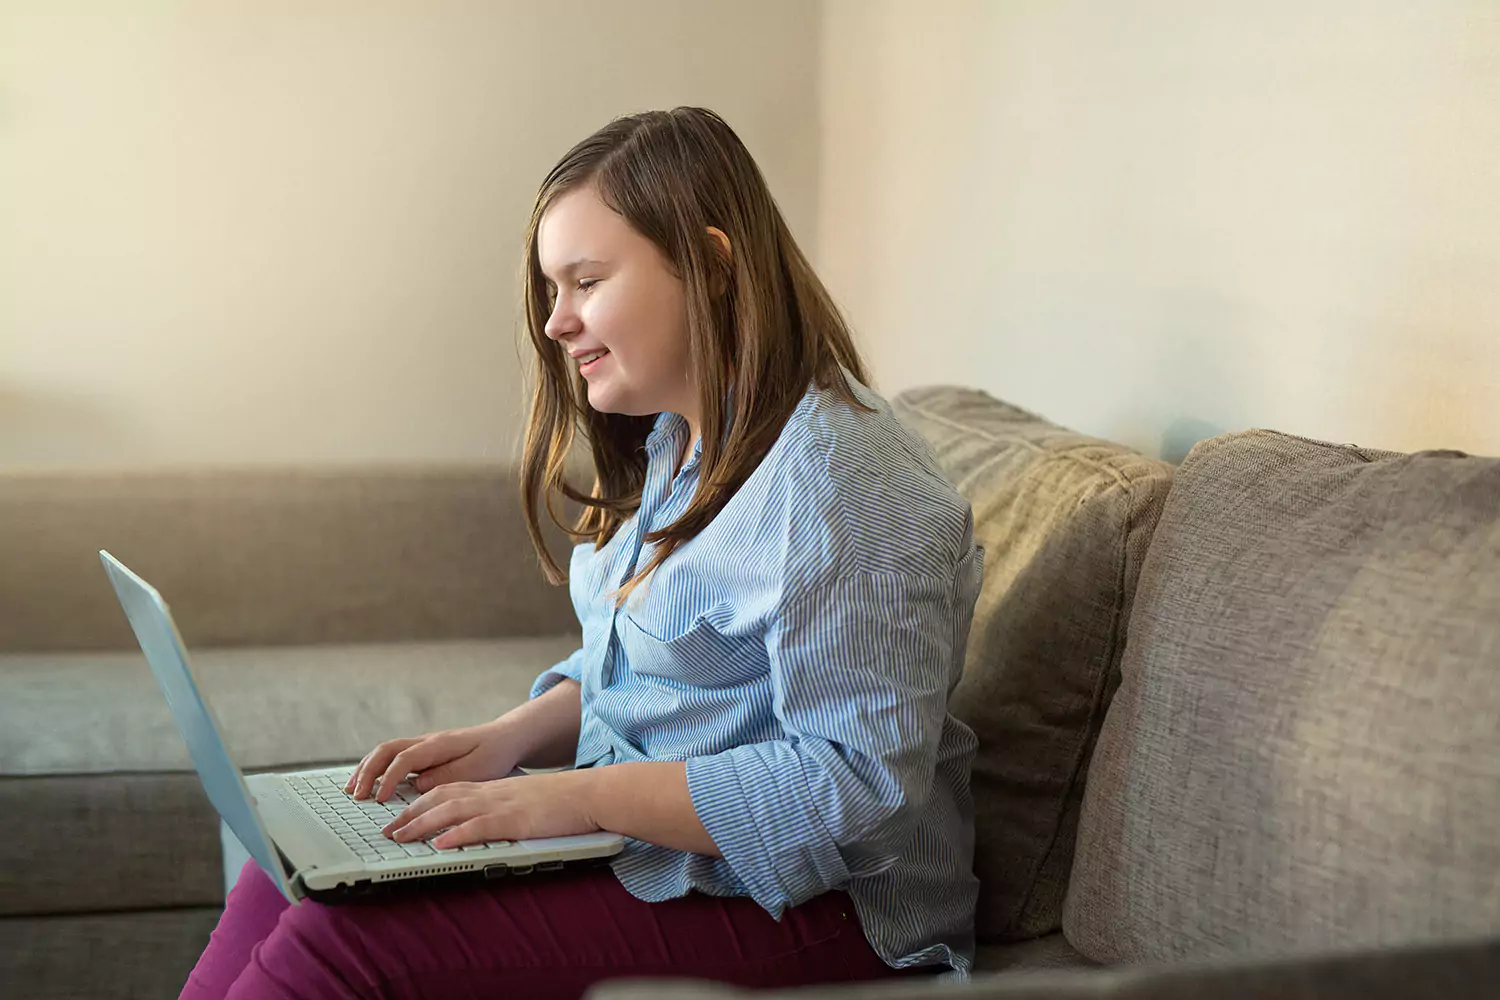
[530, 374, 983, 978]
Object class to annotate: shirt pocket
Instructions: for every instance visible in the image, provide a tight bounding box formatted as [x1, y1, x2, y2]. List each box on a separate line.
[616, 610, 767, 690]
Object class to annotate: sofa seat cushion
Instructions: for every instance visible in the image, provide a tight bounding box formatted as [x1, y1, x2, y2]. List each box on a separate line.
[893, 388, 1175, 943]
[1, 635, 578, 915]
[1065, 431, 1500, 963]
[974, 932, 1095, 973]
[4, 636, 579, 775]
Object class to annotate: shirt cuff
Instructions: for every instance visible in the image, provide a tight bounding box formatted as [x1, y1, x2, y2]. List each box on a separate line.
[529, 648, 584, 700]
[685, 743, 851, 918]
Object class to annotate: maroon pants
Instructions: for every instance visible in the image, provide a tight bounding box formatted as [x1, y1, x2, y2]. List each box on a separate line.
[181, 861, 909, 999]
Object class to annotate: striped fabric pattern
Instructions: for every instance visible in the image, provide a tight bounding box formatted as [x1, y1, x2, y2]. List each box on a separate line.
[530, 374, 984, 979]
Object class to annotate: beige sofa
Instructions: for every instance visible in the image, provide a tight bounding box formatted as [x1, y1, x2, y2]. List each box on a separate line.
[1, 467, 583, 997]
[589, 389, 1500, 998]
[3, 387, 1497, 998]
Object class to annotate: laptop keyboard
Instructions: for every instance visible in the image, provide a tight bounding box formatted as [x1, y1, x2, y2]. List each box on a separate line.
[285, 772, 513, 864]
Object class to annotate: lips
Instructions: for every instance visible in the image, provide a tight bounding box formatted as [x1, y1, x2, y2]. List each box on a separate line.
[576, 348, 610, 375]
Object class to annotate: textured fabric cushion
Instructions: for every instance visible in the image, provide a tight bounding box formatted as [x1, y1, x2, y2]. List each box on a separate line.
[1, 773, 223, 916]
[0, 465, 577, 653]
[3, 636, 579, 774]
[893, 388, 1174, 943]
[974, 931, 1095, 974]
[1, 635, 578, 914]
[1065, 430, 1500, 963]
[0, 907, 221, 1000]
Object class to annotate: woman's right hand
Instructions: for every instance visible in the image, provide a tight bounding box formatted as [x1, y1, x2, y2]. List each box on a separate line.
[345, 720, 522, 803]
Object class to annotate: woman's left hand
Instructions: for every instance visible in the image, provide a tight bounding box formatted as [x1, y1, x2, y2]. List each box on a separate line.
[383, 769, 600, 849]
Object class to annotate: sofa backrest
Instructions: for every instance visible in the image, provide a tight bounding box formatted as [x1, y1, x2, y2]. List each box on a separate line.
[894, 387, 1175, 944]
[0, 466, 578, 652]
[1065, 430, 1500, 962]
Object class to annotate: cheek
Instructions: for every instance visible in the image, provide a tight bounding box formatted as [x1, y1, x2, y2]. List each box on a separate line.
[641, 282, 692, 366]
[589, 283, 688, 368]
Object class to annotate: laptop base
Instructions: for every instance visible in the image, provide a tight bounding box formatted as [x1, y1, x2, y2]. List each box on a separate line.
[302, 853, 618, 903]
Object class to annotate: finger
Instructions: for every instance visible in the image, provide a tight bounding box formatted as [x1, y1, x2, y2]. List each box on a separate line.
[343, 752, 371, 794]
[352, 747, 394, 800]
[353, 739, 419, 800]
[432, 817, 501, 851]
[348, 749, 384, 799]
[410, 755, 477, 793]
[373, 738, 451, 803]
[345, 748, 384, 795]
[391, 797, 478, 844]
[381, 784, 457, 837]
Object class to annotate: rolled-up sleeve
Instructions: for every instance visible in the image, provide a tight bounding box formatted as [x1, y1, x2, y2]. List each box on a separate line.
[684, 569, 959, 917]
[529, 647, 585, 700]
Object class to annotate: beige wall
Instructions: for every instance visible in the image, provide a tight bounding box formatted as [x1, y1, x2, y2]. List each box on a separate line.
[0, 1, 821, 469]
[817, 1, 1500, 459]
[7, 3, 1497, 470]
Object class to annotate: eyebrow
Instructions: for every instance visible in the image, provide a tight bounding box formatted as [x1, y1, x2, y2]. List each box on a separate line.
[539, 258, 608, 284]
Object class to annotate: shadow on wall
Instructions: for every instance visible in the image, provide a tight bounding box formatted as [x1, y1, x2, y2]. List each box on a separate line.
[1160, 417, 1227, 465]
[0, 385, 139, 466]
[1145, 289, 1264, 465]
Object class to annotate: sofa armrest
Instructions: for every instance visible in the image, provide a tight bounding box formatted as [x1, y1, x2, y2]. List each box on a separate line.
[582, 936, 1500, 999]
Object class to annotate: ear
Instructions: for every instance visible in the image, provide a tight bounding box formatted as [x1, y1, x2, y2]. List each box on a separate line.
[706, 226, 732, 263]
[706, 226, 732, 296]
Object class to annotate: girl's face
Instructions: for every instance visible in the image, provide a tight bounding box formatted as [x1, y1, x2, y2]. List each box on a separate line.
[539, 185, 696, 434]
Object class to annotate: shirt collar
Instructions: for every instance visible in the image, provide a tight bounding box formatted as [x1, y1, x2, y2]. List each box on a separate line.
[644, 385, 737, 475]
[645, 411, 701, 474]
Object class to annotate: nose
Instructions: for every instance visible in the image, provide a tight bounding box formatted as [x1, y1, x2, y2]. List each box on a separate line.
[543, 292, 580, 342]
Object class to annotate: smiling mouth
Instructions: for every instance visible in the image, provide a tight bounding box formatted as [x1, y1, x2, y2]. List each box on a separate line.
[578, 349, 610, 374]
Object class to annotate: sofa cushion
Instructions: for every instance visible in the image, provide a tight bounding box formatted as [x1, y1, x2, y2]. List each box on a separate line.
[0, 907, 222, 1000]
[0, 772, 224, 917]
[1065, 430, 1500, 963]
[0, 465, 577, 653]
[974, 931, 1095, 973]
[1, 635, 578, 914]
[893, 388, 1174, 943]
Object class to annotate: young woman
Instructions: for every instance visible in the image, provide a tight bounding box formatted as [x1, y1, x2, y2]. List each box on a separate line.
[183, 107, 983, 1000]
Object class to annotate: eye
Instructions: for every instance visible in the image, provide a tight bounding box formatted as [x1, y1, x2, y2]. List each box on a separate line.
[578, 278, 599, 292]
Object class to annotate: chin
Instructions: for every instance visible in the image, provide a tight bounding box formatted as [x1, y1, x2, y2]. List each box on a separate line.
[586, 384, 657, 420]
[585, 384, 628, 417]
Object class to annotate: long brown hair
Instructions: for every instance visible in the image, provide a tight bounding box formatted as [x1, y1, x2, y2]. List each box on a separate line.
[520, 107, 869, 601]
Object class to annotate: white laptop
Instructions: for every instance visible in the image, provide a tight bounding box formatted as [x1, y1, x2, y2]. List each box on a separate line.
[99, 549, 624, 905]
